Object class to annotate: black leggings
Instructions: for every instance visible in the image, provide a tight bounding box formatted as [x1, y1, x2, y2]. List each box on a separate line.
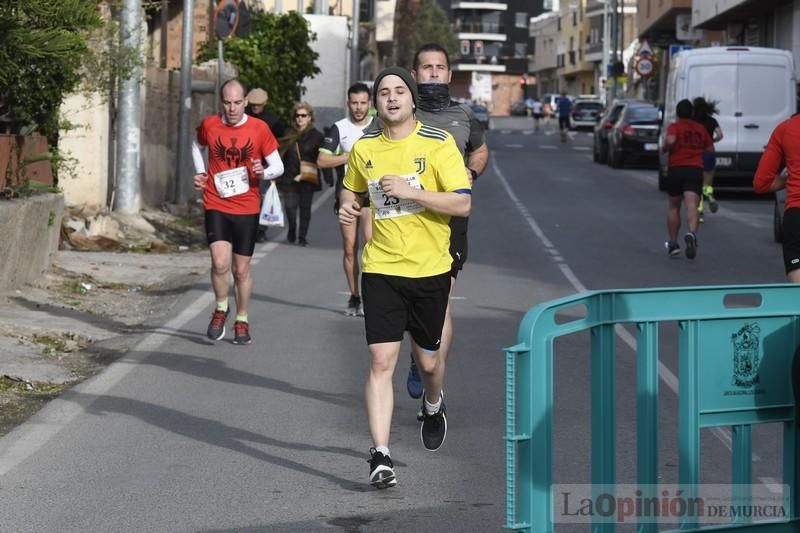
[280, 182, 315, 239]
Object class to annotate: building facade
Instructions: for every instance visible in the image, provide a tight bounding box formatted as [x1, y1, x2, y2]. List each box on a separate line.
[557, 0, 595, 95]
[439, 0, 545, 113]
[530, 11, 560, 97]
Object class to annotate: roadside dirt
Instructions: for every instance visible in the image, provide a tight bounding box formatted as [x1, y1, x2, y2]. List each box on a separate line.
[0, 208, 209, 437]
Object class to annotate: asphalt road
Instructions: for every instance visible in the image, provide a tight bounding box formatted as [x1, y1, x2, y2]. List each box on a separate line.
[0, 118, 788, 532]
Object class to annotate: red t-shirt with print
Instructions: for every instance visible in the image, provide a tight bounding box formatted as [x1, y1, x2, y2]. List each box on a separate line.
[666, 118, 713, 168]
[196, 115, 278, 215]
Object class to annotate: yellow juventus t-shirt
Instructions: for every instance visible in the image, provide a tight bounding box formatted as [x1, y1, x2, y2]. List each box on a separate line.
[343, 121, 471, 278]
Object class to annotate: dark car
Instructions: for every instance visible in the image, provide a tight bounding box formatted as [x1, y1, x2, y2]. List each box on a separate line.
[606, 103, 661, 168]
[470, 104, 490, 130]
[570, 100, 604, 130]
[593, 100, 634, 163]
[510, 100, 528, 116]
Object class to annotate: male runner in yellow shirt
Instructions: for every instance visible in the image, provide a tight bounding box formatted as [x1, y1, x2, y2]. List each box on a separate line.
[338, 67, 471, 489]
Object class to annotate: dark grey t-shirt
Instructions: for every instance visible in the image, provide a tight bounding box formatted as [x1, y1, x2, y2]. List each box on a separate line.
[416, 103, 486, 161]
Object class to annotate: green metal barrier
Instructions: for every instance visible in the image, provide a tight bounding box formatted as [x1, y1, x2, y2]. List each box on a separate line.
[504, 284, 800, 532]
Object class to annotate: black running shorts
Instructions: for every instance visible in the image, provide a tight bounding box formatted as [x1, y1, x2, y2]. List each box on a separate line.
[361, 272, 451, 352]
[204, 210, 259, 257]
[449, 216, 468, 278]
[665, 166, 703, 197]
[782, 208, 800, 274]
[558, 116, 570, 130]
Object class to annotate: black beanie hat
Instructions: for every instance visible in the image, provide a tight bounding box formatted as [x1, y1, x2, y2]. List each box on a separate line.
[373, 66, 418, 108]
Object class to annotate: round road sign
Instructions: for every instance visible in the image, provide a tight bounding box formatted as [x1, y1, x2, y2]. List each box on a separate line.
[635, 56, 655, 77]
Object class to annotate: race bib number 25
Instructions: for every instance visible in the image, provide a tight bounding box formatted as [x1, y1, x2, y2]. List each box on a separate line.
[368, 173, 425, 220]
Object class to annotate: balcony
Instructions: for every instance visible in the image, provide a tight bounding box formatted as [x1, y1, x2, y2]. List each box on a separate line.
[451, 1, 508, 10]
[454, 22, 505, 33]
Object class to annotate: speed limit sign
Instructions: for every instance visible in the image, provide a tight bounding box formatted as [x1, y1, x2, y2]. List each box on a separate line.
[635, 56, 655, 77]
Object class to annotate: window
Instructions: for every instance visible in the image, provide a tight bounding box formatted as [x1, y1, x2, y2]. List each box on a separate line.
[515, 12, 528, 28]
[573, 11, 577, 26]
[514, 43, 527, 58]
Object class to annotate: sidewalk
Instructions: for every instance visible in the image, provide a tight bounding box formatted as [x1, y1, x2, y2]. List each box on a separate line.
[0, 210, 209, 435]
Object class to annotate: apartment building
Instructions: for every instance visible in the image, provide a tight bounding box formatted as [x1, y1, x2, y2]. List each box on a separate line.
[557, 0, 595, 95]
[692, 0, 800, 63]
[530, 11, 560, 96]
[637, 0, 721, 102]
[439, 0, 545, 113]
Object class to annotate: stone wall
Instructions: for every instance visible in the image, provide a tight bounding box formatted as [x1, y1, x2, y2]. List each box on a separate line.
[0, 193, 63, 291]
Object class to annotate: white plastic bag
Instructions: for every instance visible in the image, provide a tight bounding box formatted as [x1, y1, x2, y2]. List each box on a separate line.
[259, 181, 284, 227]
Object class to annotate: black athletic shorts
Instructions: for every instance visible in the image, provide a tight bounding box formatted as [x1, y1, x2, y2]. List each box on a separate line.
[361, 272, 451, 352]
[449, 216, 468, 278]
[665, 166, 703, 197]
[205, 210, 259, 257]
[782, 208, 800, 274]
[558, 116, 570, 130]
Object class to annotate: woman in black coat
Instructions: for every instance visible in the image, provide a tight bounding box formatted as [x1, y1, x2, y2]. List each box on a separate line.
[277, 102, 323, 246]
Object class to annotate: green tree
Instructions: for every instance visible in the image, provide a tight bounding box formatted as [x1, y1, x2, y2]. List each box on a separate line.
[394, 0, 458, 70]
[0, 0, 102, 139]
[200, 11, 320, 124]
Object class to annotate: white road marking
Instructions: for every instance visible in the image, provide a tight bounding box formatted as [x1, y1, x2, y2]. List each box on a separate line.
[492, 159, 741, 457]
[522, 130, 534, 135]
[505, 144, 524, 148]
[572, 146, 590, 151]
[0, 189, 337, 476]
[539, 145, 558, 150]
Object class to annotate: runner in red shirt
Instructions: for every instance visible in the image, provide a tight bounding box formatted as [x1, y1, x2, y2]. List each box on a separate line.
[661, 99, 713, 259]
[192, 79, 284, 344]
[754, 114, 800, 282]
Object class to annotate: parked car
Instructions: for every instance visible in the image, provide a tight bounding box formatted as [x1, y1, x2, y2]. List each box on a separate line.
[510, 100, 528, 116]
[470, 103, 490, 130]
[657, 46, 796, 190]
[607, 103, 661, 168]
[593, 99, 642, 163]
[570, 100, 604, 130]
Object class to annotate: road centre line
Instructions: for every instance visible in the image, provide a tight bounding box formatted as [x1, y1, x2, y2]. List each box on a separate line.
[492, 158, 737, 454]
[0, 188, 336, 476]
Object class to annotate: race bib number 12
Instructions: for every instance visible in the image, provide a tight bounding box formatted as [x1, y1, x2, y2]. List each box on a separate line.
[214, 166, 250, 198]
[369, 173, 425, 220]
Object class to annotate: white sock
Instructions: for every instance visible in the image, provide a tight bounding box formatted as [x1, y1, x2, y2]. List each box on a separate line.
[424, 395, 442, 415]
[375, 445, 390, 457]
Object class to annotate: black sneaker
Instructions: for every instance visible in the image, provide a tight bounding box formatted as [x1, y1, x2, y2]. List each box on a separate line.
[684, 232, 698, 260]
[344, 295, 362, 317]
[206, 309, 228, 340]
[298, 237, 308, 247]
[367, 448, 396, 489]
[406, 353, 423, 399]
[232, 320, 252, 345]
[665, 241, 681, 257]
[420, 395, 447, 451]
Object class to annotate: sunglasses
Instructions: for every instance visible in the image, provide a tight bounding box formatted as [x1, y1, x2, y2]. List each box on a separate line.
[295, 113, 309, 118]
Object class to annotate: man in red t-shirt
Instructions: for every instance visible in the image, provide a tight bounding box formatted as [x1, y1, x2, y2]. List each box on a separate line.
[754, 114, 800, 282]
[192, 79, 284, 344]
[661, 99, 713, 259]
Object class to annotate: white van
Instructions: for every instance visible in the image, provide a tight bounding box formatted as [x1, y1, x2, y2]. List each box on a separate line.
[658, 46, 796, 190]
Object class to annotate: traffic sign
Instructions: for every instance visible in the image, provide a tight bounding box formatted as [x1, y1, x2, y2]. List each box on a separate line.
[638, 40, 654, 56]
[635, 56, 655, 77]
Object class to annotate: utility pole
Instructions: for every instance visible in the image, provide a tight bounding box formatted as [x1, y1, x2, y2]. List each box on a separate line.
[174, 0, 195, 207]
[114, 0, 143, 214]
[601, 0, 609, 102]
[610, 0, 618, 101]
[350, 0, 361, 84]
